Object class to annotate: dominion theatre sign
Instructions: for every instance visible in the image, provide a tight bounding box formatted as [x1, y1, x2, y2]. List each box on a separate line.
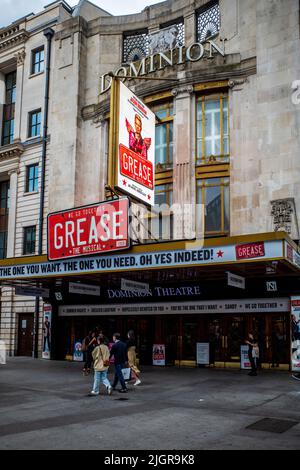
[100, 38, 226, 94]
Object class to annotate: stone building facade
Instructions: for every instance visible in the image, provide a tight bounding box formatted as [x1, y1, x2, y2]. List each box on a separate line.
[0, 0, 300, 366]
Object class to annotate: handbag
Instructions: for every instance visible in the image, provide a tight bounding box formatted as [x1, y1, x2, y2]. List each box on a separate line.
[121, 367, 131, 381]
[100, 346, 110, 367]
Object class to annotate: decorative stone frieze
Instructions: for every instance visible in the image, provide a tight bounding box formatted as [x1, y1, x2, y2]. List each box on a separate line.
[15, 49, 26, 66]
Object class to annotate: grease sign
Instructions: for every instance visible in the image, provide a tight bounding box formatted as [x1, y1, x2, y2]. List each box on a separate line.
[115, 81, 155, 206]
[47, 198, 130, 261]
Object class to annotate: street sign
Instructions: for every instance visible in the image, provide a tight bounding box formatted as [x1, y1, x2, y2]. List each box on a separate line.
[47, 197, 130, 261]
[266, 281, 277, 292]
[227, 272, 245, 289]
[69, 282, 100, 296]
[15, 286, 50, 297]
[121, 278, 150, 293]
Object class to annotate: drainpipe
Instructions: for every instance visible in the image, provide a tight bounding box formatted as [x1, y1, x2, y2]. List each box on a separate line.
[34, 27, 54, 359]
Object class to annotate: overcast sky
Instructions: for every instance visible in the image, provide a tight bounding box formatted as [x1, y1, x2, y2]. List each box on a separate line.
[0, 0, 164, 28]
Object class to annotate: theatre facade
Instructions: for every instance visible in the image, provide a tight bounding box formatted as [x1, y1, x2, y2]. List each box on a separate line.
[1, 0, 300, 370]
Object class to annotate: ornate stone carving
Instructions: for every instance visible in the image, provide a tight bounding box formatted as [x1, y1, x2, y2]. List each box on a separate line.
[228, 78, 247, 89]
[149, 24, 184, 54]
[271, 198, 299, 239]
[15, 49, 26, 66]
[171, 85, 194, 97]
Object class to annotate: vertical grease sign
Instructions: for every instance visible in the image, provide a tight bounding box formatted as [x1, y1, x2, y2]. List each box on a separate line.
[114, 81, 155, 206]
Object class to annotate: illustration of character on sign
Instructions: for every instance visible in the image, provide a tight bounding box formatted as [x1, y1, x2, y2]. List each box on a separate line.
[43, 316, 51, 352]
[125, 114, 151, 160]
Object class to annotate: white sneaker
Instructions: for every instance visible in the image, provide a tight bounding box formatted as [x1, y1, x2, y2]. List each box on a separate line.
[133, 379, 141, 386]
[107, 387, 113, 395]
[88, 391, 99, 396]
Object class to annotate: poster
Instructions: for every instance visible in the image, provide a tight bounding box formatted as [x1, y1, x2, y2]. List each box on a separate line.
[73, 341, 84, 362]
[0, 340, 6, 365]
[42, 304, 52, 359]
[291, 297, 300, 372]
[240, 345, 251, 370]
[117, 81, 155, 206]
[196, 343, 210, 365]
[153, 344, 165, 366]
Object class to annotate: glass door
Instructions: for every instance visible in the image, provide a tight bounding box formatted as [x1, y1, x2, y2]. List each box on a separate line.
[224, 316, 247, 363]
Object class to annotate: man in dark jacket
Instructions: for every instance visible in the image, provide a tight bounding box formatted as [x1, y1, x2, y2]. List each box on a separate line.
[110, 333, 128, 393]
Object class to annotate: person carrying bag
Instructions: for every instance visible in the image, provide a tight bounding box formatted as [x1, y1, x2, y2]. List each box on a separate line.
[88, 335, 112, 396]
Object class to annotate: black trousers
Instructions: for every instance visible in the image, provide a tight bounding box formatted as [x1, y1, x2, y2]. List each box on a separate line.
[249, 354, 257, 373]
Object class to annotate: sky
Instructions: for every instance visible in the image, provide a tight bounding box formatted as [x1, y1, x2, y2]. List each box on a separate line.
[0, 0, 164, 28]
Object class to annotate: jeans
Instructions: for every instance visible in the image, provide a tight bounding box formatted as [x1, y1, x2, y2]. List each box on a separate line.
[92, 370, 111, 394]
[112, 363, 126, 390]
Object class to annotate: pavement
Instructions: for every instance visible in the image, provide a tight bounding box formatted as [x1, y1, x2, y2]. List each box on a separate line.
[0, 358, 300, 450]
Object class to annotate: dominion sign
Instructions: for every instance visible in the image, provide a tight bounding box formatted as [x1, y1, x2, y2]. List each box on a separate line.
[100, 38, 226, 94]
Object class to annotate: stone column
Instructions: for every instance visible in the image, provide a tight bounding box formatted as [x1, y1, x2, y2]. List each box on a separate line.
[184, 11, 196, 45]
[13, 49, 26, 141]
[0, 72, 5, 142]
[7, 169, 19, 258]
[172, 86, 196, 241]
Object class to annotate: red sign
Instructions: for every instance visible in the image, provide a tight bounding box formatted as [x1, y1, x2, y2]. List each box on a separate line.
[119, 144, 153, 189]
[235, 242, 265, 260]
[47, 198, 130, 261]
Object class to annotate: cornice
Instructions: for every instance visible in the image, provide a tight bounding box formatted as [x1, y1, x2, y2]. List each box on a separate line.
[0, 142, 25, 161]
[0, 27, 29, 53]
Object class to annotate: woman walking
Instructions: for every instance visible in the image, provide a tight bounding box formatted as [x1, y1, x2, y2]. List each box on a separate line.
[89, 335, 112, 396]
[127, 330, 142, 386]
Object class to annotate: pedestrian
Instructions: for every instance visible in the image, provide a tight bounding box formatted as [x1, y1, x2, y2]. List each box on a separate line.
[88, 335, 112, 396]
[127, 330, 141, 386]
[245, 333, 259, 376]
[83, 331, 97, 376]
[110, 333, 128, 393]
[99, 329, 110, 346]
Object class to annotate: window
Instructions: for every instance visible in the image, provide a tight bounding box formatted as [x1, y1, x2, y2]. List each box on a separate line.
[26, 164, 39, 193]
[28, 110, 41, 138]
[31, 47, 44, 75]
[196, 95, 229, 165]
[197, 1, 221, 42]
[123, 30, 149, 63]
[23, 226, 36, 255]
[2, 71, 16, 146]
[152, 102, 174, 171]
[155, 183, 173, 206]
[0, 181, 10, 259]
[196, 177, 229, 236]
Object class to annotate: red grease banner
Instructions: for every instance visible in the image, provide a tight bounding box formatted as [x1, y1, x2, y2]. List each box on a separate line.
[119, 144, 153, 189]
[48, 198, 130, 261]
[235, 242, 265, 260]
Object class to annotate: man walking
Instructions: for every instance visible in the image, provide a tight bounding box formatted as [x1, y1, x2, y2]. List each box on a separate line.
[110, 333, 128, 393]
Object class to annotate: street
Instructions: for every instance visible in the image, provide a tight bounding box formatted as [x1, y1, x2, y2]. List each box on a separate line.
[0, 358, 299, 450]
